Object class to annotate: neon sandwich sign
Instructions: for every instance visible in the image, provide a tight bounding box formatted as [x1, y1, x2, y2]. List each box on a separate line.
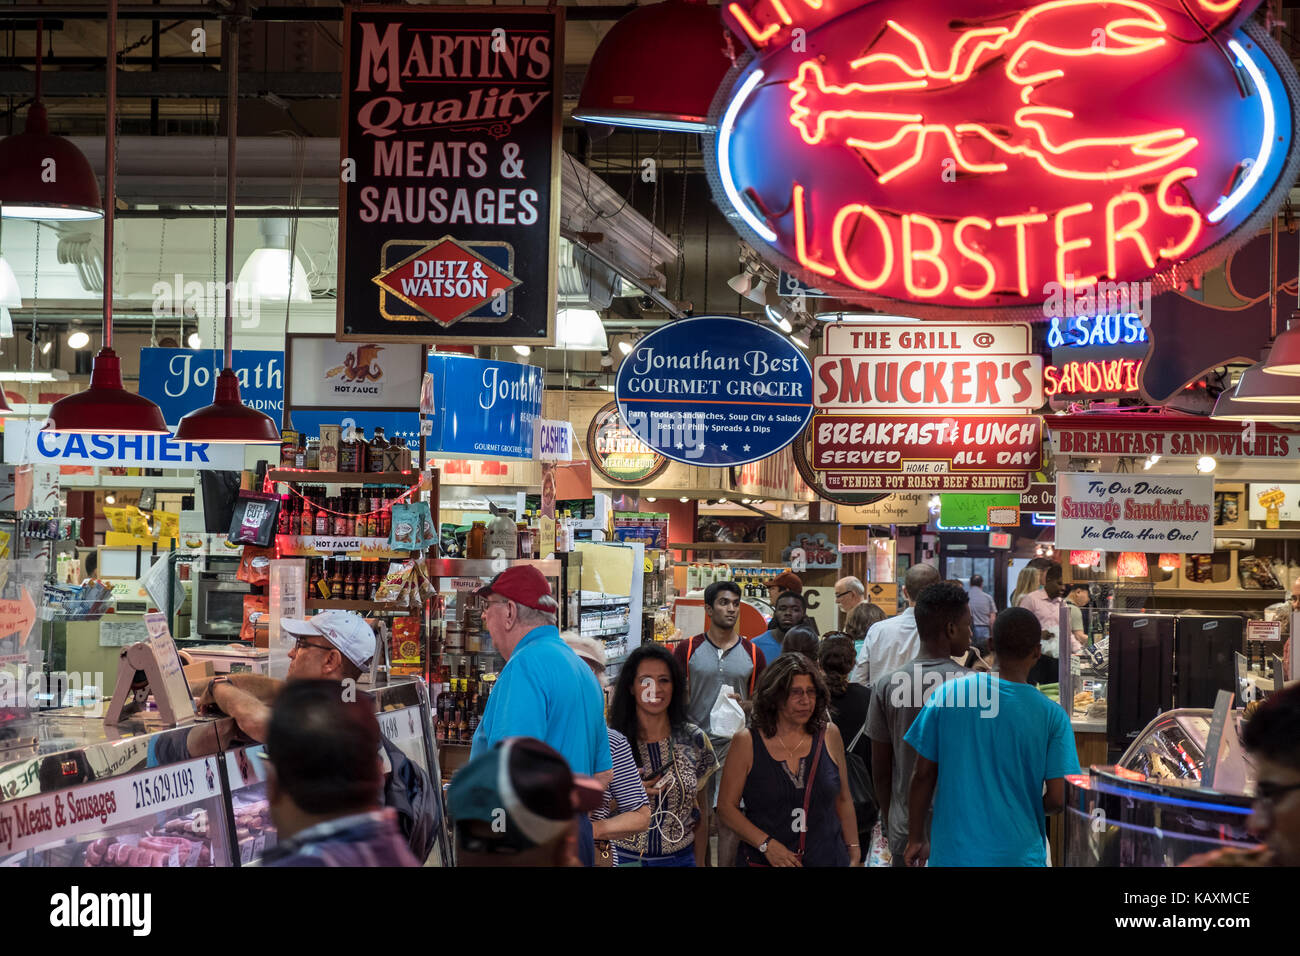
[708, 0, 1300, 313]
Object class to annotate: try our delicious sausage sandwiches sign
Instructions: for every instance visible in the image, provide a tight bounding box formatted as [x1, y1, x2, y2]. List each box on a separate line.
[338, 6, 562, 345]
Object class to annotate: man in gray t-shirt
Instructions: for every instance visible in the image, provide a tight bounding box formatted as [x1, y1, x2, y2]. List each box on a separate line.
[866, 582, 972, 864]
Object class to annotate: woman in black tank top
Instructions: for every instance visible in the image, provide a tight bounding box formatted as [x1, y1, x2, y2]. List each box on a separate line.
[716, 654, 858, 866]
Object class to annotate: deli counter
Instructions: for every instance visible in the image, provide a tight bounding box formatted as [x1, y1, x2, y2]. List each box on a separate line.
[0, 678, 449, 867]
[1064, 708, 1258, 866]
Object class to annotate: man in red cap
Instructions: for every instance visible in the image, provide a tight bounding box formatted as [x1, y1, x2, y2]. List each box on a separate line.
[470, 565, 613, 865]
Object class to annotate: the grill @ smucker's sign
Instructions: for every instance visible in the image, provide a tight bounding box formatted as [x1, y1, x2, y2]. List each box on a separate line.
[338, 5, 562, 345]
[614, 316, 814, 467]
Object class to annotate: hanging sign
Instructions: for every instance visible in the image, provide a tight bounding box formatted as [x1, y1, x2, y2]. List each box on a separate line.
[709, 0, 1300, 315]
[1055, 472, 1214, 551]
[838, 492, 931, 524]
[586, 402, 669, 485]
[811, 414, 1041, 473]
[1049, 413, 1300, 461]
[534, 419, 573, 462]
[614, 316, 814, 467]
[338, 5, 562, 344]
[939, 493, 1021, 530]
[139, 348, 284, 426]
[2, 421, 244, 471]
[813, 322, 1042, 412]
[425, 354, 543, 460]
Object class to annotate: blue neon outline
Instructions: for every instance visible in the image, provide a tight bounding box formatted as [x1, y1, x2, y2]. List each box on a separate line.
[1208, 39, 1277, 224]
[1086, 779, 1253, 816]
[718, 70, 778, 243]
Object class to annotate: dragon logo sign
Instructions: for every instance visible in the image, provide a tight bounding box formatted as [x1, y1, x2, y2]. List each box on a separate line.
[709, 0, 1300, 315]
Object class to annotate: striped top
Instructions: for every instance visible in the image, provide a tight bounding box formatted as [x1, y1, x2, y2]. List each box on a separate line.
[592, 728, 650, 821]
[263, 809, 419, 867]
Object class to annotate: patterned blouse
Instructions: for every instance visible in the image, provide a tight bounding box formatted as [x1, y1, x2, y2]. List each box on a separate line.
[614, 722, 717, 859]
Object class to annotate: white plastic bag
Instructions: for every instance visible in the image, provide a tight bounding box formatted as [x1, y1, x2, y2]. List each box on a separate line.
[867, 820, 892, 867]
[709, 683, 746, 738]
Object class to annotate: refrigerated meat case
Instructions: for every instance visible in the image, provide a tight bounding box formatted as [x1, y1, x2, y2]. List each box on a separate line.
[1063, 707, 1259, 866]
[0, 677, 449, 867]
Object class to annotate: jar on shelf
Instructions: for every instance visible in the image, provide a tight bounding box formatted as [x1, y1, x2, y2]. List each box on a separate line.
[444, 622, 464, 652]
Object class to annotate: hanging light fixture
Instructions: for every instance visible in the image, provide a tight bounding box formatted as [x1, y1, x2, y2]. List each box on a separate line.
[1228, 352, 1300, 404]
[0, 256, 20, 308]
[1116, 552, 1149, 577]
[0, 21, 102, 221]
[176, 20, 280, 445]
[547, 309, 608, 351]
[573, 0, 732, 132]
[1211, 386, 1300, 421]
[1259, 316, 1300, 375]
[1070, 550, 1102, 568]
[513, 344, 531, 357]
[66, 327, 90, 350]
[236, 218, 312, 304]
[1158, 553, 1182, 571]
[44, 2, 167, 436]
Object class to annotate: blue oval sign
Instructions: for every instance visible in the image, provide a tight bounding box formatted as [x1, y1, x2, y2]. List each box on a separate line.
[615, 315, 814, 467]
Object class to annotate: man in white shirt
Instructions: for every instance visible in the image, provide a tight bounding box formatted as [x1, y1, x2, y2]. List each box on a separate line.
[1017, 563, 1065, 685]
[850, 563, 940, 687]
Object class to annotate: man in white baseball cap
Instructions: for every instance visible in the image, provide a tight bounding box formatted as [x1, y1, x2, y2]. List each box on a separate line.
[282, 609, 377, 681]
[197, 610, 376, 742]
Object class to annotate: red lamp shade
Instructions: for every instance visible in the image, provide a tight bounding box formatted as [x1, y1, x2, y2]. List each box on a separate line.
[43, 348, 168, 434]
[175, 368, 280, 444]
[1158, 553, 1182, 571]
[1116, 552, 1149, 577]
[0, 102, 102, 220]
[1070, 550, 1102, 568]
[573, 0, 732, 132]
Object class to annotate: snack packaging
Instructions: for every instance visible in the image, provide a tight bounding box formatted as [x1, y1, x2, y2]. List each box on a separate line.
[375, 561, 411, 603]
[104, 506, 131, 534]
[413, 501, 437, 550]
[154, 510, 180, 544]
[240, 595, 269, 644]
[392, 616, 421, 664]
[227, 491, 280, 547]
[236, 545, 275, 586]
[389, 503, 419, 549]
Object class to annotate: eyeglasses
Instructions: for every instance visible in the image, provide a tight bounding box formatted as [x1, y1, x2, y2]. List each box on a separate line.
[293, 637, 334, 653]
[787, 687, 818, 699]
[1255, 780, 1300, 807]
[484, 598, 512, 610]
[834, 591, 850, 599]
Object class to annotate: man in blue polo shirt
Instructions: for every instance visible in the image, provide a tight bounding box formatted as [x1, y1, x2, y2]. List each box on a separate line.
[470, 565, 612, 864]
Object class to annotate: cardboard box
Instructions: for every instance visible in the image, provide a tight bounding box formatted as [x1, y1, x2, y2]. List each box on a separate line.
[319, 425, 341, 472]
[382, 446, 406, 473]
[183, 660, 214, 684]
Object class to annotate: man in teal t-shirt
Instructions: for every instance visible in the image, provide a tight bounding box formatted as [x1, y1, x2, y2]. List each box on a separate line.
[903, 607, 1080, 867]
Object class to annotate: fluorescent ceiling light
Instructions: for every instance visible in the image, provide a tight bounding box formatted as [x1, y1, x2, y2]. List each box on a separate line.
[0, 308, 10, 338]
[815, 312, 923, 323]
[0, 369, 69, 382]
[1, 205, 100, 221]
[548, 308, 608, 351]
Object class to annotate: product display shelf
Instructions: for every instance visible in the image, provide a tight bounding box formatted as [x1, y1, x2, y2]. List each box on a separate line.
[1217, 527, 1300, 539]
[669, 541, 766, 551]
[305, 598, 417, 613]
[1148, 588, 1284, 599]
[267, 469, 422, 486]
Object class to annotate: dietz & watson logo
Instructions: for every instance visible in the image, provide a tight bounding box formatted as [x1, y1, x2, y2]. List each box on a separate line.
[373, 236, 519, 326]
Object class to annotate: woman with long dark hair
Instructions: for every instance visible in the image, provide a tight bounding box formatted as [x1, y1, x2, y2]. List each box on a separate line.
[717, 654, 858, 867]
[608, 643, 717, 866]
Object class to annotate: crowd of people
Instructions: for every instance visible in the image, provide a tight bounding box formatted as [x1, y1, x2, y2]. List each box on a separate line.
[225, 561, 1300, 869]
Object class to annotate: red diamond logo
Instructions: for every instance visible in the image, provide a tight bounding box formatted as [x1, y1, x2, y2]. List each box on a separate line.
[372, 237, 518, 327]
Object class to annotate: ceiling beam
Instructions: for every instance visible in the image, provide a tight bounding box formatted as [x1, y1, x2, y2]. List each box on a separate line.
[0, 3, 635, 21]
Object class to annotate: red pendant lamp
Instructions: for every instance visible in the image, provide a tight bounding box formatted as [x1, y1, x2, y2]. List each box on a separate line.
[1157, 553, 1182, 571]
[175, 20, 279, 445]
[0, 21, 102, 221]
[1070, 550, 1102, 568]
[43, 1, 167, 436]
[573, 0, 733, 132]
[1116, 552, 1149, 577]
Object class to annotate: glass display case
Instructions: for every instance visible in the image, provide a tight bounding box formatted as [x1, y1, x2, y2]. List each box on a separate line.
[0, 677, 448, 867]
[1064, 707, 1258, 866]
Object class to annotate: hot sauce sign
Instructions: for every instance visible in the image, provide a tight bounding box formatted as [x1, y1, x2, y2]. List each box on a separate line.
[708, 0, 1299, 314]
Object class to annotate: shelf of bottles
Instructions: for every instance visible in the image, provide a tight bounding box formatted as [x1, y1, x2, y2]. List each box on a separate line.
[266, 456, 440, 685]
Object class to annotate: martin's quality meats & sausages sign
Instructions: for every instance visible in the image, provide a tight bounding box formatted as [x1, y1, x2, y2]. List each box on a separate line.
[339, 6, 561, 345]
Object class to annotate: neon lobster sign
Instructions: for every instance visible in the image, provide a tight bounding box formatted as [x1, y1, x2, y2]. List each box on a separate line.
[708, 0, 1300, 314]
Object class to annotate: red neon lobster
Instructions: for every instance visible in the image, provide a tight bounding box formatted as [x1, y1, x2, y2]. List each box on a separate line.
[785, 1, 1202, 184]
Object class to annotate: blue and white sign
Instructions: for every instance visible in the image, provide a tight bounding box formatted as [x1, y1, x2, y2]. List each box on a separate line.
[139, 348, 284, 426]
[426, 354, 543, 460]
[615, 315, 814, 467]
[3, 421, 245, 470]
[779, 270, 829, 299]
